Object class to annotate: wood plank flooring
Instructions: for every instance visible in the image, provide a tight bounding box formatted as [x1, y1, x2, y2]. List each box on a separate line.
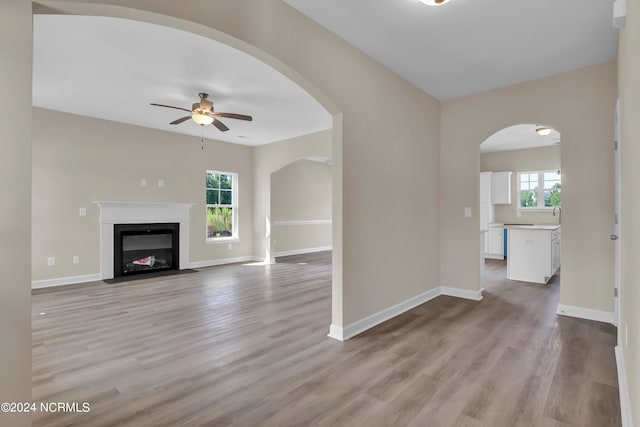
[31, 253, 621, 426]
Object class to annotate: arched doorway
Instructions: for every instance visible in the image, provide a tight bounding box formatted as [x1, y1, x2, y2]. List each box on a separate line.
[479, 123, 562, 291]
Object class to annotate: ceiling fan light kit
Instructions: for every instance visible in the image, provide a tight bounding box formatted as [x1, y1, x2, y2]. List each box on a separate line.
[420, 0, 451, 6]
[150, 92, 252, 132]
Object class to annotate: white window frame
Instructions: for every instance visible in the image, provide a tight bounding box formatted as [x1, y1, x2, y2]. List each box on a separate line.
[516, 169, 561, 211]
[205, 170, 239, 244]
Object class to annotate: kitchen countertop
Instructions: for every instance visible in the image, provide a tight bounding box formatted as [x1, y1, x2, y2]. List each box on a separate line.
[506, 224, 561, 230]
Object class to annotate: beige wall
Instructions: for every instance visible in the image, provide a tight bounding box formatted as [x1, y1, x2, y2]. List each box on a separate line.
[0, 1, 32, 424]
[253, 131, 332, 262]
[271, 159, 332, 254]
[32, 108, 254, 281]
[618, 0, 640, 422]
[39, 0, 442, 331]
[481, 146, 561, 225]
[441, 62, 616, 315]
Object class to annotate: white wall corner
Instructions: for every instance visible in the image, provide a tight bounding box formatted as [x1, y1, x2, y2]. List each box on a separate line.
[333, 287, 442, 341]
[615, 346, 634, 427]
[556, 304, 615, 325]
[441, 286, 484, 301]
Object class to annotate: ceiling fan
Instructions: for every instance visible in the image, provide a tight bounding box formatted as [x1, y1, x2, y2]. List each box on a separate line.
[150, 92, 252, 132]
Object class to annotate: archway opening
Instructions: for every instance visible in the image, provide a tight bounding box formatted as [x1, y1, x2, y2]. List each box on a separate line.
[479, 123, 562, 292]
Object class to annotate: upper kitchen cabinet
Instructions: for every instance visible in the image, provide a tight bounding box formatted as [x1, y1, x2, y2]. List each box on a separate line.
[491, 171, 512, 204]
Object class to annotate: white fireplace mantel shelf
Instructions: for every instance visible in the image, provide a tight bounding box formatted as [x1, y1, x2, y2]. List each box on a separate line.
[95, 201, 194, 279]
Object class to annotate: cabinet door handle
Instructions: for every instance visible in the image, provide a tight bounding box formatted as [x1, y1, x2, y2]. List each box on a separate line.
[610, 234, 619, 240]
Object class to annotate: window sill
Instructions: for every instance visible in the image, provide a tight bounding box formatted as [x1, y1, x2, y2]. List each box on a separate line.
[516, 207, 560, 212]
[205, 237, 240, 245]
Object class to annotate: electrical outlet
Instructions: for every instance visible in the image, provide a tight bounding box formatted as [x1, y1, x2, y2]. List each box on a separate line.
[79, 207, 87, 216]
[73, 255, 80, 264]
[273, 239, 277, 246]
[140, 178, 147, 186]
[227, 243, 232, 250]
[516, 211, 522, 218]
[158, 179, 164, 188]
[47, 257, 55, 266]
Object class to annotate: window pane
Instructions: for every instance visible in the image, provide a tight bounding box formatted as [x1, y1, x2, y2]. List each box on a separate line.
[206, 172, 219, 189]
[544, 188, 561, 207]
[544, 179, 561, 190]
[544, 172, 560, 181]
[220, 190, 232, 205]
[520, 190, 537, 207]
[220, 174, 232, 190]
[207, 207, 233, 238]
[206, 189, 219, 204]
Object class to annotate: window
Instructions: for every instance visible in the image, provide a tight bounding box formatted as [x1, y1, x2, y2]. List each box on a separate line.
[206, 171, 237, 240]
[518, 170, 561, 209]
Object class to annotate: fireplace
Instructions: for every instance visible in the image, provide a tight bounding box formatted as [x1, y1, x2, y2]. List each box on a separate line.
[114, 223, 179, 277]
[96, 202, 193, 280]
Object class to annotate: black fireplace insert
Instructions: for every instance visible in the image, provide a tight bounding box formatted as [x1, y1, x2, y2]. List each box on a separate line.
[114, 223, 179, 277]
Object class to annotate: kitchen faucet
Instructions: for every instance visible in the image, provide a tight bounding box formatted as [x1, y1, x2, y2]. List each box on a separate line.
[553, 206, 561, 224]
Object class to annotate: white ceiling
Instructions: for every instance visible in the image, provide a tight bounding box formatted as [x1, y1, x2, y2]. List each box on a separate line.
[32, 15, 332, 146]
[34, 2, 617, 145]
[283, 0, 618, 101]
[480, 124, 561, 153]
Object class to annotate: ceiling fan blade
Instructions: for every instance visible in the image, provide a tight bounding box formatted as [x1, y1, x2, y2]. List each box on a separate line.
[211, 112, 253, 121]
[150, 103, 192, 113]
[170, 116, 192, 125]
[212, 118, 229, 132]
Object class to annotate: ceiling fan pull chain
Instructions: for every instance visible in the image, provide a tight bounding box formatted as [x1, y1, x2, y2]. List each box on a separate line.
[201, 124, 204, 150]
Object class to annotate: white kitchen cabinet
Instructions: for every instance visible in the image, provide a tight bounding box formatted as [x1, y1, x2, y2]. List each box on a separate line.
[507, 226, 561, 284]
[486, 224, 504, 259]
[491, 171, 512, 204]
[479, 172, 495, 254]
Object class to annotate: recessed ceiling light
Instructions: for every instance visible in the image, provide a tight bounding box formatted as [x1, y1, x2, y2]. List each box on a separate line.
[420, 0, 452, 6]
[536, 127, 553, 136]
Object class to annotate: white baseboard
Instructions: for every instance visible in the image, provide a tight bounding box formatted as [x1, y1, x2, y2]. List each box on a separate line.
[441, 286, 484, 301]
[616, 346, 634, 427]
[274, 246, 332, 258]
[189, 256, 261, 269]
[484, 254, 504, 260]
[327, 324, 344, 341]
[31, 256, 267, 289]
[32, 273, 102, 289]
[328, 287, 442, 341]
[556, 304, 615, 325]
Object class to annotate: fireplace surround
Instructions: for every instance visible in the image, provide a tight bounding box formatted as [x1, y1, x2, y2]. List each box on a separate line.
[95, 202, 193, 280]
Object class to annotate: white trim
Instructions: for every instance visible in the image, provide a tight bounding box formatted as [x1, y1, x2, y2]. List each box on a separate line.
[484, 254, 504, 260]
[615, 346, 634, 427]
[95, 201, 193, 280]
[327, 324, 344, 341]
[274, 246, 333, 257]
[556, 304, 615, 324]
[328, 287, 443, 341]
[188, 256, 261, 269]
[272, 220, 332, 226]
[32, 273, 102, 289]
[441, 286, 484, 301]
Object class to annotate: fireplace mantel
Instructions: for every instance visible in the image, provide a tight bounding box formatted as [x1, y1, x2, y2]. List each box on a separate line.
[95, 201, 193, 279]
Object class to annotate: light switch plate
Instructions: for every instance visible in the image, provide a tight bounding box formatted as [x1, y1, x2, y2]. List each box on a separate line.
[79, 207, 87, 216]
[158, 179, 164, 188]
[464, 207, 472, 217]
[73, 256, 80, 264]
[47, 257, 55, 266]
[141, 178, 147, 186]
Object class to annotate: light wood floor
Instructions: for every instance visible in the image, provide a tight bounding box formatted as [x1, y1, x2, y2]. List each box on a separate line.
[32, 253, 621, 426]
